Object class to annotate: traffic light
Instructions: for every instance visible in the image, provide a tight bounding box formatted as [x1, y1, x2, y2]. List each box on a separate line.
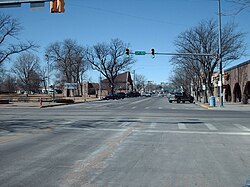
[58, 0, 65, 13]
[125, 48, 130, 56]
[50, 0, 57, 13]
[50, 0, 65, 13]
[151, 48, 155, 58]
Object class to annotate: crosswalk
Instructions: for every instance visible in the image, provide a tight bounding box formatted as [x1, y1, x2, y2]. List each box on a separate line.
[76, 104, 190, 110]
[157, 122, 250, 132]
[115, 121, 250, 133]
[1, 119, 250, 134]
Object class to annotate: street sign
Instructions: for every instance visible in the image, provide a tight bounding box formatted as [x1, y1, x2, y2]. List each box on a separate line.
[135, 51, 146, 55]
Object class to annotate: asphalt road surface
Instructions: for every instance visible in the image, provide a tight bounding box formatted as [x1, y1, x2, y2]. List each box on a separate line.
[1, 97, 250, 187]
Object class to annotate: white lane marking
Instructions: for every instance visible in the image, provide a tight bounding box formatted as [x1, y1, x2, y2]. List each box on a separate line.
[205, 123, 218, 131]
[62, 127, 250, 136]
[234, 124, 250, 131]
[132, 106, 136, 109]
[95, 121, 103, 125]
[158, 107, 163, 109]
[178, 123, 187, 130]
[61, 120, 75, 125]
[37, 120, 47, 123]
[150, 122, 157, 128]
[130, 98, 151, 105]
[145, 107, 150, 109]
[120, 122, 131, 127]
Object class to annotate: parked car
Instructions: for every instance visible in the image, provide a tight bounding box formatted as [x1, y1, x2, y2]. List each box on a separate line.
[116, 92, 126, 99]
[168, 92, 194, 103]
[157, 92, 164, 97]
[102, 94, 119, 100]
[141, 92, 152, 97]
[243, 180, 250, 187]
[126, 91, 141, 97]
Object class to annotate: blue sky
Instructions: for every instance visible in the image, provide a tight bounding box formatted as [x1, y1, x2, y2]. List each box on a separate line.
[1, 0, 249, 84]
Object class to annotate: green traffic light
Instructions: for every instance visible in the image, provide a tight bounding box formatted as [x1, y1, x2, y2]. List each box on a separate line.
[151, 48, 155, 58]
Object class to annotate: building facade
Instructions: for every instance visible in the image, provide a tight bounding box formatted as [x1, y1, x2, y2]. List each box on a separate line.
[212, 60, 250, 104]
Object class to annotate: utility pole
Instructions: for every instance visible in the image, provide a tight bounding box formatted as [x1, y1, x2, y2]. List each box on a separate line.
[218, 0, 223, 107]
[99, 72, 102, 100]
[47, 58, 50, 94]
[133, 70, 136, 91]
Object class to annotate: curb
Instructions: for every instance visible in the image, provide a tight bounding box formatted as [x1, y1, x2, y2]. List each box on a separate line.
[196, 103, 211, 110]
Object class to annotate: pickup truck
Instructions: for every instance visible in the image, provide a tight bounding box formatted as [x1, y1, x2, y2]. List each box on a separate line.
[168, 92, 194, 103]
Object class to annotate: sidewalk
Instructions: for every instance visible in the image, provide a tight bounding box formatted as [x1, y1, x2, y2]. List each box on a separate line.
[196, 101, 250, 111]
[0, 97, 100, 108]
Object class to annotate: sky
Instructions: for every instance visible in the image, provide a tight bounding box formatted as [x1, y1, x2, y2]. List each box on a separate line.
[0, 0, 250, 84]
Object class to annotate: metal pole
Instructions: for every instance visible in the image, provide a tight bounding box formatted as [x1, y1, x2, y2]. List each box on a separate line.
[99, 72, 101, 100]
[133, 70, 136, 91]
[47, 59, 50, 94]
[126, 71, 128, 93]
[218, 0, 223, 107]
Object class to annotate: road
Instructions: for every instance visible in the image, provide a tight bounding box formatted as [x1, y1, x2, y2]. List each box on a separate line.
[0, 97, 250, 187]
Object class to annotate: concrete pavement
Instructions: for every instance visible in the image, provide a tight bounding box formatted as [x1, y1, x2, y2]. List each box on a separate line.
[0, 97, 100, 108]
[1, 97, 249, 111]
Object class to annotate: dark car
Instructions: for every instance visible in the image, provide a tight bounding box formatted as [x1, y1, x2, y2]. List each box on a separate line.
[168, 92, 194, 103]
[126, 91, 141, 97]
[243, 180, 250, 187]
[116, 92, 126, 99]
[102, 94, 119, 100]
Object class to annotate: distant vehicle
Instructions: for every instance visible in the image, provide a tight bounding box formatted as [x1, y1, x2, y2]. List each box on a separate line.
[102, 94, 119, 100]
[157, 92, 164, 97]
[141, 92, 151, 97]
[126, 91, 140, 97]
[168, 92, 194, 103]
[243, 180, 250, 187]
[116, 92, 126, 99]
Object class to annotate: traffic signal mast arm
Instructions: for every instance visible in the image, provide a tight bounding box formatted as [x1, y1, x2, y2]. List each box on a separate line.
[128, 50, 216, 57]
[0, 0, 65, 13]
[154, 52, 216, 57]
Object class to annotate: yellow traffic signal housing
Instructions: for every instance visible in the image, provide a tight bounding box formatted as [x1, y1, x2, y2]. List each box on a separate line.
[50, 0, 65, 13]
[57, 0, 65, 13]
[50, 0, 57, 13]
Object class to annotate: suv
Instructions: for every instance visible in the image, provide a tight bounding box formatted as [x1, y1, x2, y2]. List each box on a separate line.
[168, 92, 194, 103]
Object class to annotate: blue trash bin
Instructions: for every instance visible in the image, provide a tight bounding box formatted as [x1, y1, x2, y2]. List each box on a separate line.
[209, 96, 215, 107]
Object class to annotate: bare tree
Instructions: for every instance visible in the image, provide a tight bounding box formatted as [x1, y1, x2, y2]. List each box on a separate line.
[0, 13, 38, 64]
[12, 53, 41, 95]
[226, 0, 250, 14]
[171, 19, 245, 102]
[0, 63, 6, 92]
[135, 74, 147, 91]
[45, 39, 88, 94]
[85, 38, 135, 94]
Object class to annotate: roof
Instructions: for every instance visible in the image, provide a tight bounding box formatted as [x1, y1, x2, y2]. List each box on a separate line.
[225, 60, 250, 72]
[102, 71, 132, 84]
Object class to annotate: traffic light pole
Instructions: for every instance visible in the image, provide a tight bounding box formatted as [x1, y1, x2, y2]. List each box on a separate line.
[218, 0, 223, 107]
[0, 0, 50, 8]
[130, 51, 216, 57]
